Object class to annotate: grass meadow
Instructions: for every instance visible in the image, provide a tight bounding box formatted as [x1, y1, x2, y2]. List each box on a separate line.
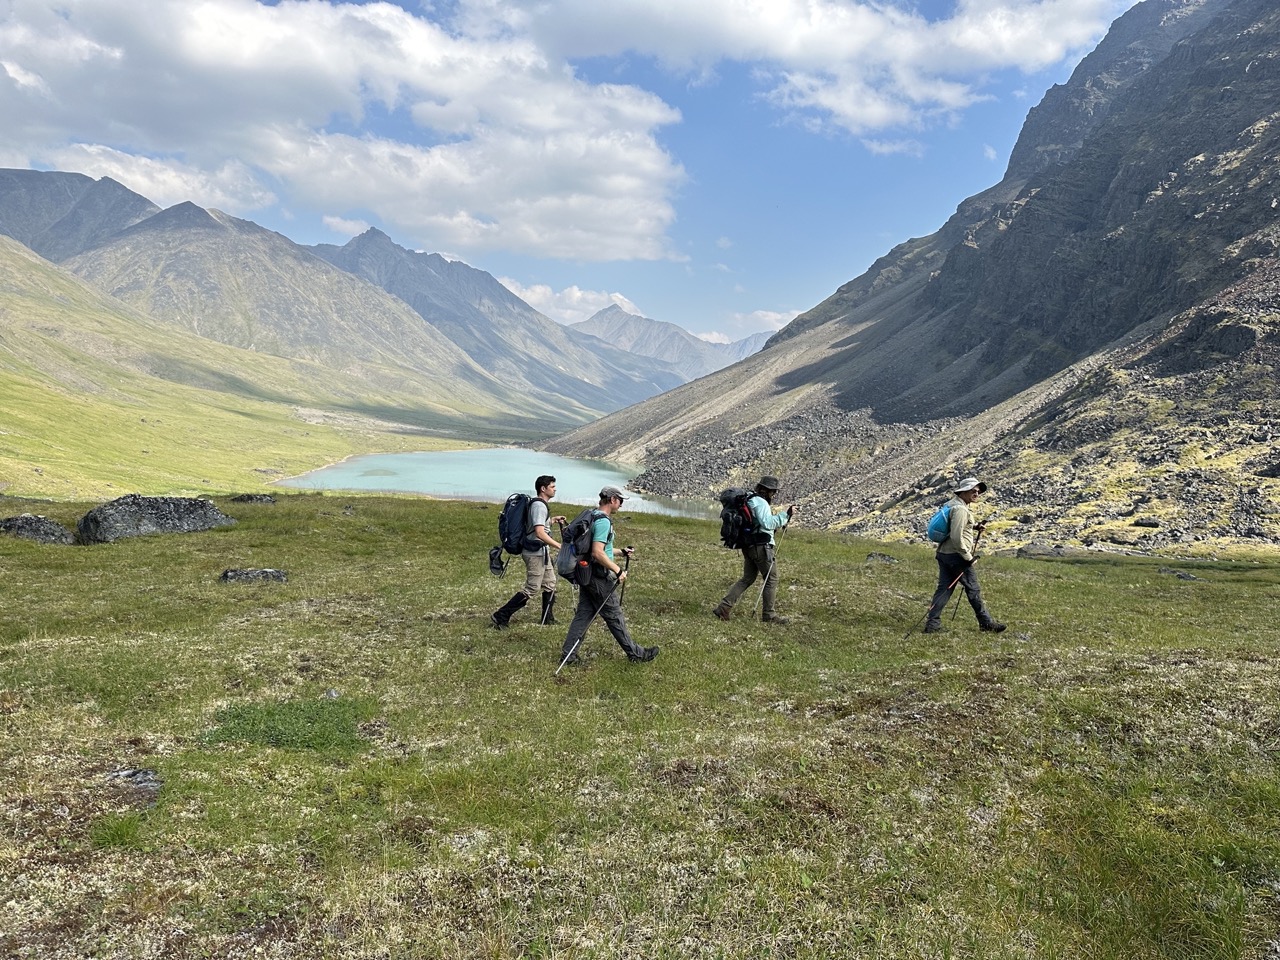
[2, 492, 1279, 959]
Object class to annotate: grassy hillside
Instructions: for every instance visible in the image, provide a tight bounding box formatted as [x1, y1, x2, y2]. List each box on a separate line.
[3, 493, 1278, 958]
[0, 236, 555, 499]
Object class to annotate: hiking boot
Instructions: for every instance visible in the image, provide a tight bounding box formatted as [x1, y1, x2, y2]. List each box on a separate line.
[559, 650, 583, 667]
[712, 605, 731, 622]
[762, 615, 790, 625]
[980, 620, 1007, 633]
[491, 592, 528, 629]
[627, 646, 659, 663]
[923, 621, 943, 634]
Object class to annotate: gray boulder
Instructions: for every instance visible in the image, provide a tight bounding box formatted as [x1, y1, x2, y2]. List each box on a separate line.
[220, 568, 288, 583]
[0, 513, 75, 545]
[76, 494, 236, 544]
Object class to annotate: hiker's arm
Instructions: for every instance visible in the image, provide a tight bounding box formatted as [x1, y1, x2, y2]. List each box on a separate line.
[533, 524, 561, 550]
[590, 539, 625, 578]
[753, 499, 787, 531]
[951, 507, 974, 562]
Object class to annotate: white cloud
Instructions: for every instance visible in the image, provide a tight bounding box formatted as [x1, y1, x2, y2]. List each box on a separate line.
[0, 0, 1136, 263]
[700, 307, 800, 342]
[862, 138, 925, 157]
[497, 278, 642, 324]
[716, 236, 733, 249]
[0, 0, 683, 261]
[44, 143, 275, 211]
[733, 308, 799, 331]
[983, 143, 999, 162]
[467, 0, 1135, 133]
[323, 214, 370, 237]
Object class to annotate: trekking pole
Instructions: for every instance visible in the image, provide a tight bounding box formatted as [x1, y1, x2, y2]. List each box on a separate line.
[620, 548, 635, 602]
[752, 524, 786, 620]
[555, 572, 623, 676]
[902, 562, 969, 640]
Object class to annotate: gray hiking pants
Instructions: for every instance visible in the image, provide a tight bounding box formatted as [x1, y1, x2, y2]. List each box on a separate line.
[561, 570, 642, 659]
[718, 543, 778, 619]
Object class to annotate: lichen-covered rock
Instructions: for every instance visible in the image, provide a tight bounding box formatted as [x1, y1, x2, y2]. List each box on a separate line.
[76, 494, 236, 544]
[229, 493, 276, 504]
[220, 568, 288, 583]
[0, 513, 74, 545]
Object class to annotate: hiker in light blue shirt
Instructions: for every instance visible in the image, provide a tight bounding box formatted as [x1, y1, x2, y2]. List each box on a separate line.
[713, 475, 796, 624]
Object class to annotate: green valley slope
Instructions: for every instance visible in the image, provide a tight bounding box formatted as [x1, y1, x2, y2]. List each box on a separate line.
[0, 236, 495, 499]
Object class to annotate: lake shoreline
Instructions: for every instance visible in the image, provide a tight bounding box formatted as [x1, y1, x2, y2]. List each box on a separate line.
[274, 447, 713, 518]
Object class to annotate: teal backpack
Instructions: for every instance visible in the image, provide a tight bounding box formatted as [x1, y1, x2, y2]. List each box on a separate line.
[926, 503, 953, 543]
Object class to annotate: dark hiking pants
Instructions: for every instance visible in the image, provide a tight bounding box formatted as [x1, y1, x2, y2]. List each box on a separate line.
[926, 552, 995, 628]
[561, 571, 642, 660]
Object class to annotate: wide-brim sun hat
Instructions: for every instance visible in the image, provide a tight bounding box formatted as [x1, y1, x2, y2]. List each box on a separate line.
[954, 477, 988, 493]
[758, 475, 781, 491]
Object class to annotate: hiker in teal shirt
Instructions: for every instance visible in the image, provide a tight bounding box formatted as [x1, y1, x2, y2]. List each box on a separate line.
[559, 486, 659, 667]
[713, 475, 796, 624]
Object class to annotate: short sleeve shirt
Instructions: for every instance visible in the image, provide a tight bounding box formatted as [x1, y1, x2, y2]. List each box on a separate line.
[525, 498, 550, 550]
[590, 514, 614, 562]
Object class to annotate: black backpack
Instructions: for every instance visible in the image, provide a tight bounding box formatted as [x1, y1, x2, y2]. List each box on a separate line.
[497, 492, 534, 554]
[717, 488, 763, 549]
[555, 507, 604, 579]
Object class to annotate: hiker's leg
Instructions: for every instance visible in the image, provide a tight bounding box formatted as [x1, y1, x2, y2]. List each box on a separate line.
[539, 546, 558, 595]
[519, 550, 542, 600]
[759, 544, 779, 619]
[531, 548, 556, 624]
[925, 554, 962, 627]
[561, 579, 601, 659]
[596, 577, 643, 657]
[960, 567, 996, 626]
[720, 549, 761, 610]
[491, 592, 528, 627]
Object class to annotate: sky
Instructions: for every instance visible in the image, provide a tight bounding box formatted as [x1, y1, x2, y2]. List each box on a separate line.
[0, 0, 1141, 343]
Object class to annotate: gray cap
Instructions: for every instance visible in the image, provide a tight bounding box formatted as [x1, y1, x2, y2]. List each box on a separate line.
[757, 475, 781, 491]
[954, 477, 988, 493]
[599, 485, 626, 502]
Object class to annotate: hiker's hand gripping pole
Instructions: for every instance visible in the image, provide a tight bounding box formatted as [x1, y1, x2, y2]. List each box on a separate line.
[619, 548, 633, 605]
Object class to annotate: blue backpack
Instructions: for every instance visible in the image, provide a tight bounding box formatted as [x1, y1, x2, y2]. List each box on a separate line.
[926, 503, 953, 543]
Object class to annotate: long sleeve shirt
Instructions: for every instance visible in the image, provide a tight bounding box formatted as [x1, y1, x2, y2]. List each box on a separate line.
[750, 496, 789, 546]
[937, 496, 977, 562]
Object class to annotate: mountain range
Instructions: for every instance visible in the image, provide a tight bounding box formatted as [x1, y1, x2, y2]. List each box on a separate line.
[0, 169, 764, 484]
[543, 0, 1280, 552]
[569, 305, 773, 381]
[3, 0, 1277, 552]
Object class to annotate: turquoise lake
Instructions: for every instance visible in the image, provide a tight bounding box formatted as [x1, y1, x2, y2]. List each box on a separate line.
[276, 448, 715, 518]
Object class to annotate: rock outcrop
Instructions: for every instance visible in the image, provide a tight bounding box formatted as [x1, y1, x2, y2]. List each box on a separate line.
[0, 513, 75, 545]
[76, 494, 236, 544]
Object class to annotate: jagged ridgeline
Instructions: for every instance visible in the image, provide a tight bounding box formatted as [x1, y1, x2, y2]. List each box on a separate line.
[0, 171, 719, 452]
[543, 0, 1280, 553]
